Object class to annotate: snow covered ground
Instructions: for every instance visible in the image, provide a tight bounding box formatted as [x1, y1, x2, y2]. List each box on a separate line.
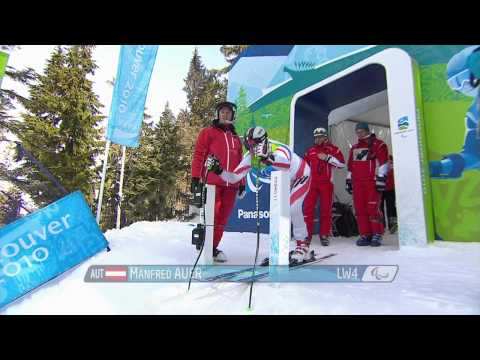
[2, 220, 480, 315]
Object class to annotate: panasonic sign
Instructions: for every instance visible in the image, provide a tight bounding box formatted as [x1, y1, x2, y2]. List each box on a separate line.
[238, 209, 270, 219]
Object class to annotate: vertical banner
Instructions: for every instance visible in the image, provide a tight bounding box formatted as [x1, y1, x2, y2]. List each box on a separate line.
[269, 171, 290, 267]
[0, 191, 109, 310]
[412, 61, 435, 243]
[106, 45, 158, 148]
[0, 50, 9, 89]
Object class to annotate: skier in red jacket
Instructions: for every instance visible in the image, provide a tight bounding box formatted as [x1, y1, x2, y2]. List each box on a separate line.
[303, 127, 345, 246]
[345, 122, 389, 246]
[190, 101, 245, 262]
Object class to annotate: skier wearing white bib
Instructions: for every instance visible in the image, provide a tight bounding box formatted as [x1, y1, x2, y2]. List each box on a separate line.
[206, 126, 312, 262]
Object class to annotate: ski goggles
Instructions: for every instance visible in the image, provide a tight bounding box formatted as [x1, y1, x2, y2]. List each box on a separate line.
[447, 69, 479, 97]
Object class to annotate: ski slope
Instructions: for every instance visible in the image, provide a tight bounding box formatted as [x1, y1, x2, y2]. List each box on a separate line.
[2, 221, 480, 315]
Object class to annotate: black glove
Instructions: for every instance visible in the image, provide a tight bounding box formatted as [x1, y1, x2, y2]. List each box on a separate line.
[237, 185, 246, 199]
[191, 177, 201, 194]
[206, 155, 223, 175]
[375, 175, 387, 192]
[345, 179, 353, 195]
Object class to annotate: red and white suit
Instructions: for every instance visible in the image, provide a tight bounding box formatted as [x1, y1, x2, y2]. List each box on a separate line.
[219, 144, 311, 242]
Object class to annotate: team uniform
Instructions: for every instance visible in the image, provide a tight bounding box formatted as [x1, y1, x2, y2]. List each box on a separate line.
[303, 140, 345, 241]
[347, 133, 389, 241]
[191, 114, 244, 255]
[219, 143, 312, 244]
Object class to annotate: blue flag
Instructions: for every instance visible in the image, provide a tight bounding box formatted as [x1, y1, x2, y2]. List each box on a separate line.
[0, 191, 109, 310]
[106, 45, 159, 148]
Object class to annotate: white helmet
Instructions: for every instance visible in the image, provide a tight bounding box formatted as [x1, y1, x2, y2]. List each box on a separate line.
[245, 126, 267, 146]
[244, 126, 269, 157]
[313, 127, 328, 137]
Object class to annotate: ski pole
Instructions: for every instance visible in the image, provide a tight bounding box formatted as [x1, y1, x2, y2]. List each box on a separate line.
[248, 172, 261, 309]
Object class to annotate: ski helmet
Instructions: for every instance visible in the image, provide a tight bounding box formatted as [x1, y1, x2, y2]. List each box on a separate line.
[245, 126, 268, 155]
[215, 101, 237, 123]
[246, 126, 267, 144]
[313, 127, 328, 137]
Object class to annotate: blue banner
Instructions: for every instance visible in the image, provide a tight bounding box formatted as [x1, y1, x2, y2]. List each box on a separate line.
[106, 45, 158, 148]
[225, 180, 270, 234]
[0, 191, 109, 310]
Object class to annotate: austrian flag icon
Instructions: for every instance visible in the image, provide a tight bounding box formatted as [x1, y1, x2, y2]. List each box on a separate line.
[104, 266, 128, 281]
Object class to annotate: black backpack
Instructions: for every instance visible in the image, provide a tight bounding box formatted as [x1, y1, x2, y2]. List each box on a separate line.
[332, 201, 359, 237]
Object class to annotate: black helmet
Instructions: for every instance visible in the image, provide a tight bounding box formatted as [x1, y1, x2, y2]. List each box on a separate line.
[215, 101, 237, 122]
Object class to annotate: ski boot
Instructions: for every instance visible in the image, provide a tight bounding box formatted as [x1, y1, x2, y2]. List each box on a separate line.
[290, 240, 310, 263]
[213, 248, 227, 263]
[320, 235, 330, 246]
[356, 235, 372, 246]
[370, 234, 383, 247]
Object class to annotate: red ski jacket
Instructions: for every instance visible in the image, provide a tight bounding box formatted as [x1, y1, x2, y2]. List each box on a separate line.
[304, 141, 345, 183]
[191, 120, 244, 188]
[347, 134, 389, 182]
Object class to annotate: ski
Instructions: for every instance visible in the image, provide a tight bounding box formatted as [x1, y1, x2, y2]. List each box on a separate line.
[201, 252, 337, 283]
[236, 271, 270, 282]
[234, 253, 337, 282]
[200, 252, 295, 282]
[200, 266, 257, 282]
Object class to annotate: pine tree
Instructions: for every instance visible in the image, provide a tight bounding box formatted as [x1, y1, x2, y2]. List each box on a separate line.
[207, 68, 228, 109]
[0, 46, 37, 134]
[9, 45, 104, 207]
[220, 45, 249, 72]
[175, 108, 196, 218]
[220, 45, 249, 64]
[120, 120, 156, 225]
[152, 103, 186, 219]
[164, 104, 190, 218]
[119, 103, 186, 225]
[183, 47, 211, 127]
[152, 103, 183, 218]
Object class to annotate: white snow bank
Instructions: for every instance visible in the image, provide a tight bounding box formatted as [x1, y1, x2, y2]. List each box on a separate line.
[2, 221, 480, 315]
